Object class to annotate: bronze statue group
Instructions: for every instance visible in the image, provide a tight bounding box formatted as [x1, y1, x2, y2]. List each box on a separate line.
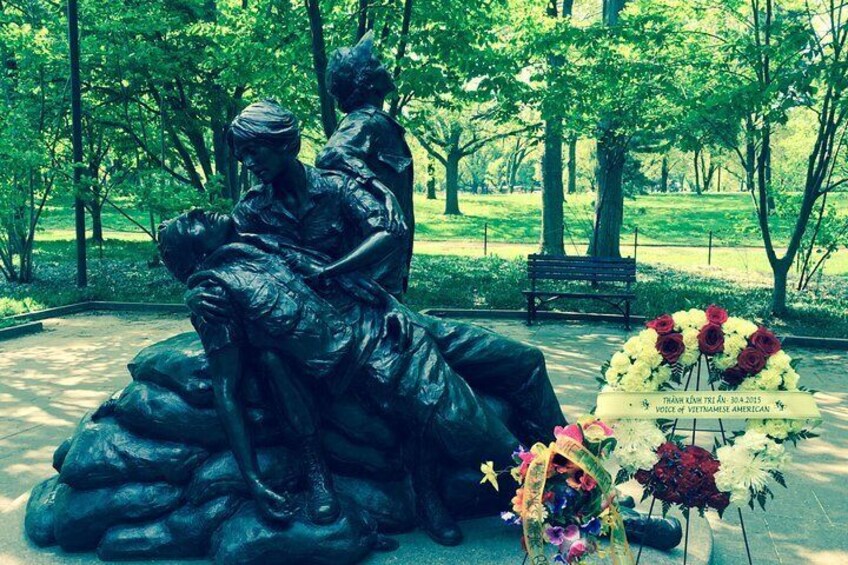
[158, 34, 565, 546]
[24, 34, 680, 564]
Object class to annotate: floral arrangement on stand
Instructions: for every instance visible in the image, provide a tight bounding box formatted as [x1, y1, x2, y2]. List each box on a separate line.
[601, 305, 820, 515]
[481, 418, 634, 565]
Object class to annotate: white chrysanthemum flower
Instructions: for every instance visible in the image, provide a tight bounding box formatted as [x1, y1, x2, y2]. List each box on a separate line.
[715, 445, 770, 496]
[629, 360, 652, 381]
[713, 353, 737, 371]
[623, 336, 643, 357]
[687, 308, 707, 329]
[610, 351, 631, 371]
[757, 369, 783, 390]
[644, 348, 663, 368]
[612, 420, 666, 472]
[747, 419, 791, 440]
[605, 367, 620, 384]
[782, 369, 800, 390]
[725, 317, 757, 337]
[764, 419, 792, 440]
[671, 310, 689, 330]
[790, 419, 808, 433]
[736, 378, 761, 392]
[638, 328, 658, 345]
[724, 334, 748, 355]
[619, 372, 642, 392]
[616, 444, 660, 472]
[767, 350, 792, 370]
[654, 365, 672, 385]
[682, 328, 698, 348]
[734, 431, 771, 453]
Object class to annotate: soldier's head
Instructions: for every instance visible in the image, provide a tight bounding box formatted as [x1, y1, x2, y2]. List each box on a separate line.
[158, 210, 235, 282]
[327, 31, 394, 113]
[228, 100, 301, 185]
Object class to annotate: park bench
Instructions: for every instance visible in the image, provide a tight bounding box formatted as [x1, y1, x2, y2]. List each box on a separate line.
[523, 254, 637, 329]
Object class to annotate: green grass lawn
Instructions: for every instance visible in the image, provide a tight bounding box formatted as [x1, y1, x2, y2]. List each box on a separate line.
[4, 191, 845, 338]
[1, 238, 846, 338]
[414, 191, 848, 246]
[42, 191, 848, 246]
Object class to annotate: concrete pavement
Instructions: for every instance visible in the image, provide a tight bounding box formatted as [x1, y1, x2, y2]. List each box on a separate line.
[0, 313, 845, 564]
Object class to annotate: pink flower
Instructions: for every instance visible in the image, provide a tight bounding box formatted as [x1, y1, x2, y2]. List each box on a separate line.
[564, 524, 581, 542]
[579, 473, 598, 492]
[554, 424, 584, 445]
[567, 539, 589, 562]
[517, 450, 536, 477]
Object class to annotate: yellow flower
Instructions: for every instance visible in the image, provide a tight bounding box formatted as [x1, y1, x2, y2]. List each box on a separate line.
[511, 466, 522, 483]
[480, 461, 499, 492]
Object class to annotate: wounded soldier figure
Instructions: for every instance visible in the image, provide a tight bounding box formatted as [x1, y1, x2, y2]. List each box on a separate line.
[158, 210, 519, 542]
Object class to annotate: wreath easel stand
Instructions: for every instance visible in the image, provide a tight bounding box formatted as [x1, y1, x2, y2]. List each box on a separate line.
[633, 355, 753, 565]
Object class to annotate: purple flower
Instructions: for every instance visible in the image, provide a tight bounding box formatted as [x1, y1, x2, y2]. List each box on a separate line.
[580, 517, 601, 537]
[564, 524, 581, 542]
[546, 526, 566, 546]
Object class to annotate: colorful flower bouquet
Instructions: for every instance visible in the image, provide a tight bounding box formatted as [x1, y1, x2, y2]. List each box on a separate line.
[481, 418, 633, 564]
[600, 305, 821, 515]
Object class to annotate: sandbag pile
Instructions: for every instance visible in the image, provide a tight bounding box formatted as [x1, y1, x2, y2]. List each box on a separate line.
[25, 332, 509, 564]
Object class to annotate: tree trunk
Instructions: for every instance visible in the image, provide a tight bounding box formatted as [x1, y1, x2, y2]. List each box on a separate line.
[541, 118, 565, 255]
[567, 136, 577, 194]
[693, 149, 702, 195]
[772, 261, 789, 315]
[539, 0, 568, 255]
[660, 156, 669, 193]
[590, 0, 628, 258]
[426, 159, 436, 199]
[444, 152, 461, 215]
[90, 201, 104, 243]
[305, 0, 337, 138]
[592, 128, 626, 258]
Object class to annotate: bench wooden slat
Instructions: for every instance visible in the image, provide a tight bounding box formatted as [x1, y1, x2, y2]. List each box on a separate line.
[528, 254, 633, 261]
[528, 263, 635, 271]
[523, 291, 635, 300]
[528, 267, 635, 275]
[528, 274, 635, 283]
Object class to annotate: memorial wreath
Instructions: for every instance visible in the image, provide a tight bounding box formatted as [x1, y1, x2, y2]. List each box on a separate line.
[599, 305, 821, 516]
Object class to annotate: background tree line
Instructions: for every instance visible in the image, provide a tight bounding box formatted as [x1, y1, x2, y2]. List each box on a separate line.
[1, 0, 847, 316]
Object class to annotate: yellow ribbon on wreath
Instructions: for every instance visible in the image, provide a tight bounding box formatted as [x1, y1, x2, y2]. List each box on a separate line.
[520, 439, 635, 565]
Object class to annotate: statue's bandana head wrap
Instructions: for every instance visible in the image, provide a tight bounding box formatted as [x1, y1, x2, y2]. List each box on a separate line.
[227, 99, 301, 156]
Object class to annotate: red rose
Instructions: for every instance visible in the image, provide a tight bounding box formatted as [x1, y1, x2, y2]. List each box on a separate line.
[647, 314, 676, 335]
[749, 326, 781, 356]
[697, 323, 725, 355]
[706, 305, 729, 325]
[737, 346, 767, 374]
[656, 333, 686, 364]
[722, 365, 748, 386]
